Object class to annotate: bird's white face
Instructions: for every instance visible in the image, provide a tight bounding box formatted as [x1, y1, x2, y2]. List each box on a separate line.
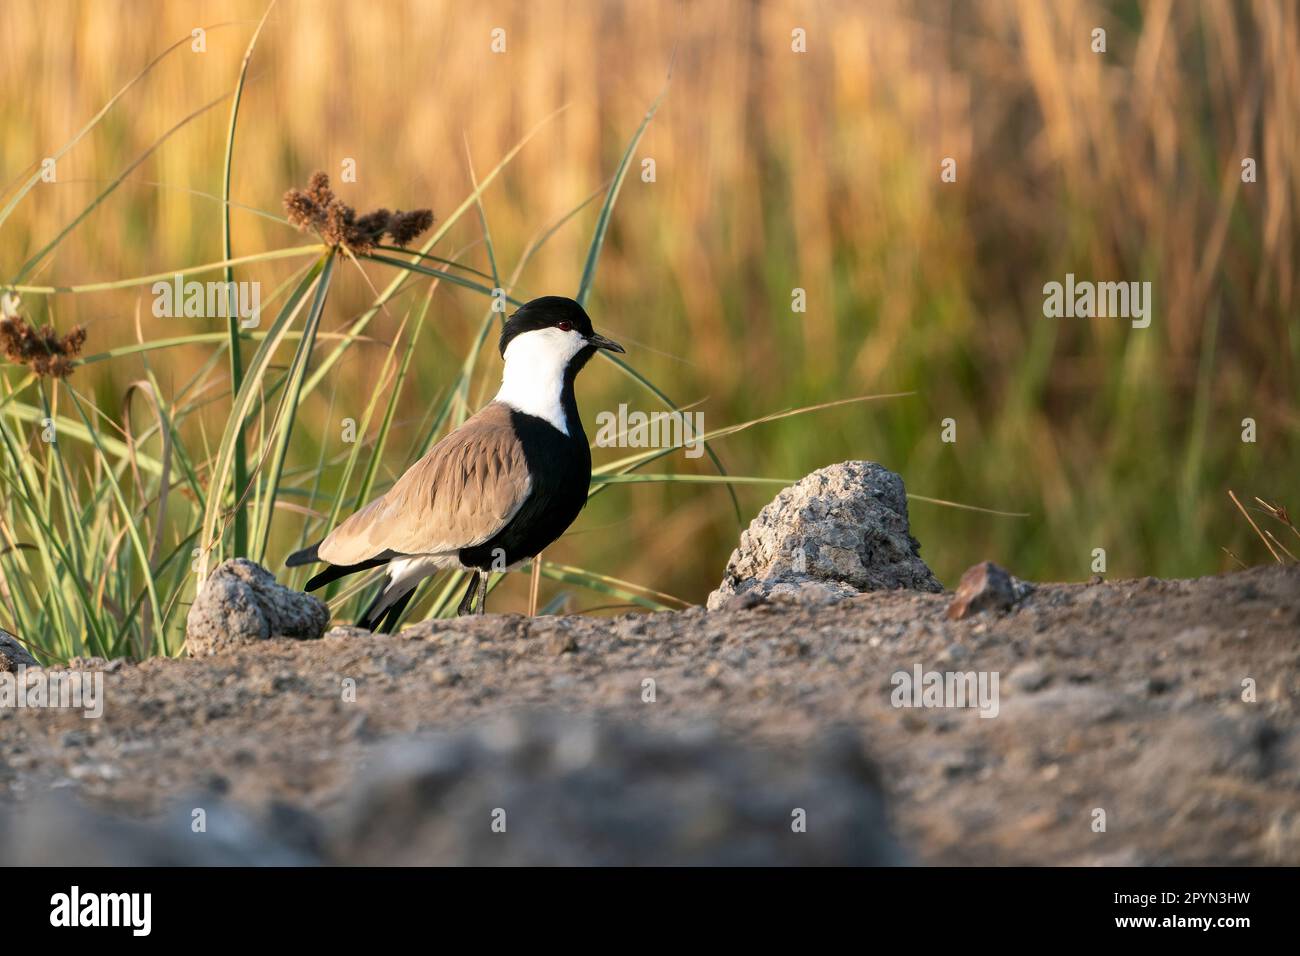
[494, 326, 590, 433]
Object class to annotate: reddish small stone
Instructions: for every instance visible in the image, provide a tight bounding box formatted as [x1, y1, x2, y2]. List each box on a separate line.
[946, 561, 1032, 620]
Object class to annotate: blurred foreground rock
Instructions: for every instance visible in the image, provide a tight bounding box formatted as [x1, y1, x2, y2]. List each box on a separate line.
[0, 796, 316, 866]
[0, 714, 902, 866]
[186, 558, 329, 657]
[333, 713, 902, 865]
[708, 461, 942, 610]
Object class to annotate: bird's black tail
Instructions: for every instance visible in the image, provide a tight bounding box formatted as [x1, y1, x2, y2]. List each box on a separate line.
[288, 542, 395, 592]
[303, 557, 390, 592]
[285, 542, 321, 568]
[288, 538, 411, 631]
[357, 578, 417, 633]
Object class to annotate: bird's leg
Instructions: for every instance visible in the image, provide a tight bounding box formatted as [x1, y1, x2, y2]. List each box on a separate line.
[456, 572, 478, 616]
[475, 570, 489, 615]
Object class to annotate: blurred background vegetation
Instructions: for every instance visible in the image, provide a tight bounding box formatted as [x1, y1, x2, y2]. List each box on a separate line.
[1, 0, 1296, 649]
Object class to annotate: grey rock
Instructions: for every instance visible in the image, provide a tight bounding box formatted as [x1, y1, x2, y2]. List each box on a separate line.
[0, 628, 38, 671]
[999, 684, 1125, 724]
[1008, 661, 1050, 693]
[325, 625, 372, 641]
[0, 794, 317, 866]
[939, 642, 971, 663]
[708, 461, 941, 610]
[763, 579, 860, 606]
[712, 579, 860, 611]
[1263, 811, 1300, 863]
[1139, 714, 1284, 784]
[331, 712, 904, 865]
[185, 558, 329, 657]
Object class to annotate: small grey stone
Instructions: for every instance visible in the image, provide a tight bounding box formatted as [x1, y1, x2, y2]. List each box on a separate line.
[939, 642, 971, 663]
[430, 667, 462, 687]
[325, 625, 372, 641]
[1008, 661, 1050, 693]
[764, 580, 860, 606]
[185, 558, 329, 657]
[707, 461, 941, 610]
[545, 633, 578, 656]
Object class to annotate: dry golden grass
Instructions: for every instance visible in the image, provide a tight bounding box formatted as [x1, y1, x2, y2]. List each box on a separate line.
[1, 0, 1296, 617]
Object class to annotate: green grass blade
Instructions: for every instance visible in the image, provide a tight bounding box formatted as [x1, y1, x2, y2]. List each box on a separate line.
[565, 75, 743, 524]
[359, 253, 522, 304]
[65, 387, 166, 656]
[0, 443, 108, 654]
[539, 562, 681, 612]
[223, 2, 277, 556]
[198, 254, 327, 577]
[575, 81, 669, 307]
[8, 245, 325, 296]
[12, 91, 234, 284]
[252, 254, 336, 561]
[591, 393, 914, 479]
[0, 23, 243, 232]
[591, 474, 794, 485]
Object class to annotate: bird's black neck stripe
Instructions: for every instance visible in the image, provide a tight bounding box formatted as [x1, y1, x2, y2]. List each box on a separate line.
[557, 347, 594, 442]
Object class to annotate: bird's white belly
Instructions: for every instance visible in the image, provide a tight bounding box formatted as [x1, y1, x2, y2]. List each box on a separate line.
[384, 554, 454, 593]
[384, 547, 536, 596]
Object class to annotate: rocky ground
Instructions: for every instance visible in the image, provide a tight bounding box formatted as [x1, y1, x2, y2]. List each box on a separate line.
[3, 563, 1298, 865]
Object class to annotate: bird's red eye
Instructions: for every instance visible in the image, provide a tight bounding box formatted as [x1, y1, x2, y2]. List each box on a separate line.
[557, 320, 573, 332]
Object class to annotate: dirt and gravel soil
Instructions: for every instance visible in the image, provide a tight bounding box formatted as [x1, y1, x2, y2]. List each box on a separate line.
[3, 564, 1298, 865]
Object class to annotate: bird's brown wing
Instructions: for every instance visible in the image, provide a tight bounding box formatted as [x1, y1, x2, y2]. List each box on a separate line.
[317, 401, 531, 565]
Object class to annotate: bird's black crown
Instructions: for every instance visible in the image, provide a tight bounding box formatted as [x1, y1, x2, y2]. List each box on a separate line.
[499, 296, 595, 357]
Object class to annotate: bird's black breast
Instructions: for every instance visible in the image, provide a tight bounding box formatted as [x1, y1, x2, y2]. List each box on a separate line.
[458, 408, 592, 570]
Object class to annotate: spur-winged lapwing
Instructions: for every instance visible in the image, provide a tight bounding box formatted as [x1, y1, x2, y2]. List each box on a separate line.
[286, 296, 623, 631]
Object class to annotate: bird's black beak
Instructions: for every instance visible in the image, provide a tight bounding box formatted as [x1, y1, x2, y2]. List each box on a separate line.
[588, 332, 625, 354]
